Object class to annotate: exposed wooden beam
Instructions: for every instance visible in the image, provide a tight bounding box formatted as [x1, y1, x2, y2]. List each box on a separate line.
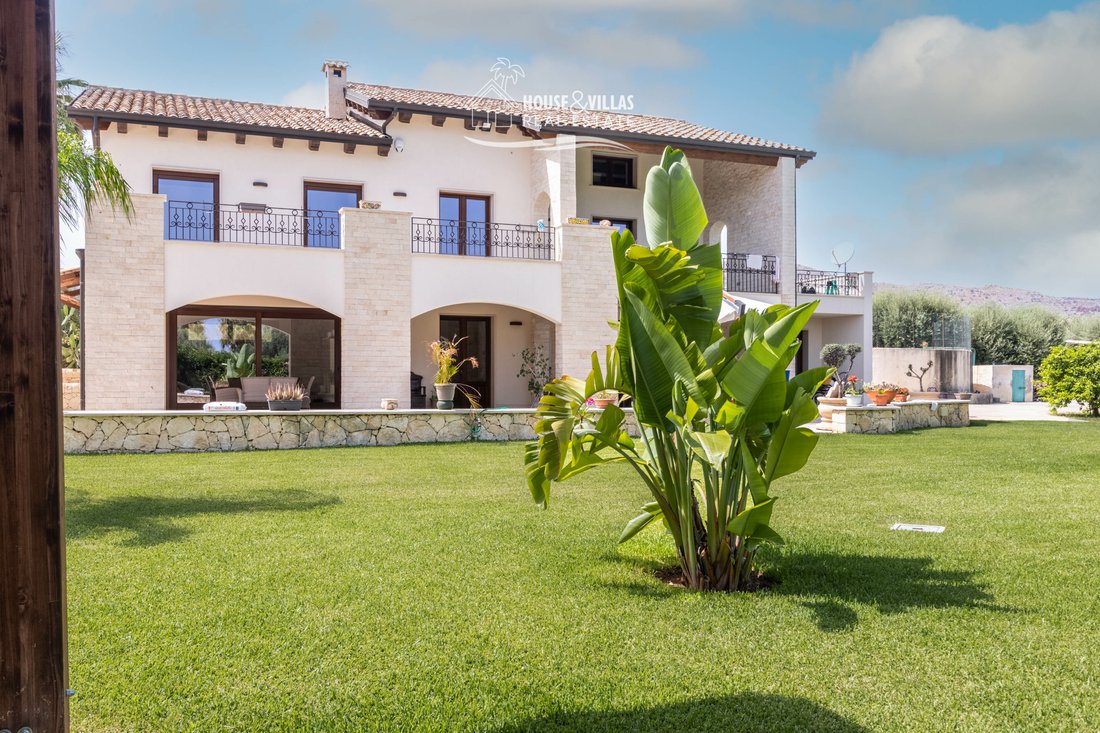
[117, 121, 128, 134]
[495, 122, 511, 134]
[377, 145, 390, 157]
[235, 132, 246, 145]
[197, 129, 208, 142]
[0, 0, 70, 729]
[397, 110, 413, 124]
[366, 108, 390, 120]
[431, 115, 446, 127]
[158, 125, 168, 137]
[272, 136, 284, 148]
[463, 117, 476, 131]
[308, 139, 320, 152]
[609, 139, 780, 167]
[343, 143, 356, 154]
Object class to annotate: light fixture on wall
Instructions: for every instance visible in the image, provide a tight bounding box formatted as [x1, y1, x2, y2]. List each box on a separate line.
[393, 137, 406, 153]
[509, 321, 523, 326]
[393, 191, 407, 197]
[252, 180, 268, 187]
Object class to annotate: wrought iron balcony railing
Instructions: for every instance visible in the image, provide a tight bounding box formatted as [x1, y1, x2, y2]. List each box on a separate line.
[797, 269, 863, 297]
[411, 217, 555, 261]
[164, 201, 342, 248]
[723, 253, 779, 294]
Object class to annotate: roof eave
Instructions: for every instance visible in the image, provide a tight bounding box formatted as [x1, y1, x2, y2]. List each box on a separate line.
[66, 107, 391, 147]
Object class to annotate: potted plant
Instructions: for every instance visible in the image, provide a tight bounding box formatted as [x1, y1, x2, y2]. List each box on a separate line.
[864, 382, 898, 406]
[591, 390, 618, 409]
[894, 386, 910, 403]
[844, 376, 864, 407]
[266, 383, 304, 411]
[516, 345, 552, 408]
[429, 337, 478, 410]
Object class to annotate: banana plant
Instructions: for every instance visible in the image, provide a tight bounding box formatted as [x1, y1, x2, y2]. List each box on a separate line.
[524, 147, 832, 591]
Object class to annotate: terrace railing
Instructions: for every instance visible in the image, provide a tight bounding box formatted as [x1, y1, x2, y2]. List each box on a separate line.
[723, 253, 779, 294]
[797, 269, 863, 297]
[411, 217, 555, 261]
[164, 201, 342, 248]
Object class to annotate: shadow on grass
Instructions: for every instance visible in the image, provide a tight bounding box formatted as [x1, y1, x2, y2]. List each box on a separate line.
[66, 489, 340, 546]
[603, 551, 1010, 632]
[494, 692, 868, 733]
[773, 551, 1010, 631]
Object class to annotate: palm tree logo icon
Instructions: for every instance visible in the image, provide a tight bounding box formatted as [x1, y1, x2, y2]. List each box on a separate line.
[489, 58, 525, 95]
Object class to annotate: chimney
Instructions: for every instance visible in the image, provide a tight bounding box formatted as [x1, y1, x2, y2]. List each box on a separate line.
[322, 60, 349, 119]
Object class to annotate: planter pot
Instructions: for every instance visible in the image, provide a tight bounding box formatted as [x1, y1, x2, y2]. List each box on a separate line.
[817, 396, 846, 422]
[954, 392, 973, 401]
[267, 399, 302, 411]
[866, 391, 896, 406]
[435, 383, 457, 410]
[845, 395, 863, 407]
[893, 393, 910, 403]
[593, 398, 616, 409]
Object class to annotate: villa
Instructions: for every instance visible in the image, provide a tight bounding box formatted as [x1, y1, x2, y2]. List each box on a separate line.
[68, 60, 872, 411]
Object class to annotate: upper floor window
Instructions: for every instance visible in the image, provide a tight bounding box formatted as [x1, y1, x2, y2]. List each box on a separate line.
[591, 155, 635, 188]
[439, 193, 491, 256]
[304, 182, 362, 248]
[155, 170, 219, 241]
[592, 216, 635, 235]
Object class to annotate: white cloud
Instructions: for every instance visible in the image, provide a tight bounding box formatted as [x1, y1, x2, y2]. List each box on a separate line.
[876, 146, 1100, 296]
[821, 5, 1100, 154]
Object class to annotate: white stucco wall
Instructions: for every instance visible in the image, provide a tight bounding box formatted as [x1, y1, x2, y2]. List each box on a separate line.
[98, 117, 539, 226]
[410, 255, 562, 323]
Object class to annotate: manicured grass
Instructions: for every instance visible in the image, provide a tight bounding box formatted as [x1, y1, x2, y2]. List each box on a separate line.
[65, 421, 1100, 732]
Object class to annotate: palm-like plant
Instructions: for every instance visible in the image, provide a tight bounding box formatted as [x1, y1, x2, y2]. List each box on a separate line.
[56, 35, 132, 228]
[524, 147, 832, 592]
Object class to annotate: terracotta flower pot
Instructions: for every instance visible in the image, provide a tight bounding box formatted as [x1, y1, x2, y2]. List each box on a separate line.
[893, 392, 910, 403]
[593, 398, 616, 409]
[867, 390, 896, 406]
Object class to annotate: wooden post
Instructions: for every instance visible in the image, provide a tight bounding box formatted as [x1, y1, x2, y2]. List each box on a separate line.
[0, 0, 70, 730]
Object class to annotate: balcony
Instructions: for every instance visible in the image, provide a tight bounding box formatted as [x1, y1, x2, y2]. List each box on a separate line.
[165, 201, 342, 248]
[796, 269, 864, 297]
[723, 253, 779, 294]
[411, 218, 555, 261]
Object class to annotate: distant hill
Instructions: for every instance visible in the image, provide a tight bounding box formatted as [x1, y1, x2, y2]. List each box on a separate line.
[874, 282, 1100, 317]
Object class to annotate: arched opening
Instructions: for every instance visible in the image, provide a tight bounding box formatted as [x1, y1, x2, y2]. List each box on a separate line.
[411, 303, 557, 408]
[168, 303, 340, 409]
[709, 221, 729, 257]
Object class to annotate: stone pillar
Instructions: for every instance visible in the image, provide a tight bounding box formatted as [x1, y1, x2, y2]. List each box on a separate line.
[557, 224, 618, 380]
[341, 208, 412, 408]
[83, 193, 167, 409]
[531, 134, 577, 227]
[778, 156, 797, 305]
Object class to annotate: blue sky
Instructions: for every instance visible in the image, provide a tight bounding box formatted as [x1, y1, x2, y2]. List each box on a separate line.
[57, 0, 1100, 296]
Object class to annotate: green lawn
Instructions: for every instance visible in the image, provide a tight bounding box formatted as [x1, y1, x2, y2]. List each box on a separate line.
[65, 421, 1100, 732]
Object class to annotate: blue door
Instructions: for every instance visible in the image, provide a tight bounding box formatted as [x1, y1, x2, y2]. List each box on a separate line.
[1011, 369, 1026, 402]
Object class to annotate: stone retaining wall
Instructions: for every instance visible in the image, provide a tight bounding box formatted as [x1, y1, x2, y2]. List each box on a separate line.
[63, 409, 641, 454]
[830, 400, 969, 435]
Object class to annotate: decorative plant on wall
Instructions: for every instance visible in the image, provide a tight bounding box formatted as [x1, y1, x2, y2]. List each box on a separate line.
[516, 345, 553, 407]
[224, 343, 256, 379]
[819, 343, 862, 396]
[523, 147, 830, 592]
[906, 360, 934, 391]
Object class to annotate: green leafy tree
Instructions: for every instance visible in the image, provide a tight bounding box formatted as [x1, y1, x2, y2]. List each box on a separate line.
[970, 304, 1066, 371]
[1038, 344, 1100, 417]
[523, 148, 829, 592]
[56, 35, 132, 228]
[873, 290, 963, 348]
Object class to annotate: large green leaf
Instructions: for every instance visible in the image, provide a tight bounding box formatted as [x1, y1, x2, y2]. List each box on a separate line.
[619, 287, 703, 428]
[625, 243, 723, 347]
[764, 390, 821, 483]
[643, 148, 708, 251]
[618, 501, 664, 544]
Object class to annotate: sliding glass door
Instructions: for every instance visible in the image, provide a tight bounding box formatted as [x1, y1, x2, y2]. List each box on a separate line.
[438, 193, 490, 256]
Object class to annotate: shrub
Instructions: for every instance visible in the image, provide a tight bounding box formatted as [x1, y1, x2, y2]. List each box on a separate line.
[970, 303, 1066, 371]
[1037, 344, 1100, 417]
[524, 147, 829, 592]
[873, 290, 963, 348]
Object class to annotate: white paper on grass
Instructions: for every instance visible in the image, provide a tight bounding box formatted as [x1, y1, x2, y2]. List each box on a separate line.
[890, 523, 945, 533]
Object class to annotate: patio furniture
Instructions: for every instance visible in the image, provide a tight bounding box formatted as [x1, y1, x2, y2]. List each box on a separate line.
[240, 376, 297, 405]
[213, 386, 242, 402]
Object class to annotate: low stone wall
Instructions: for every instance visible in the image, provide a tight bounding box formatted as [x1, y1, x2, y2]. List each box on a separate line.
[63, 408, 641, 454]
[830, 399, 969, 434]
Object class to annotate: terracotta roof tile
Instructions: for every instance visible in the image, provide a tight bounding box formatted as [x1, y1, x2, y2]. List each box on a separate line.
[348, 83, 812, 156]
[69, 86, 386, 141]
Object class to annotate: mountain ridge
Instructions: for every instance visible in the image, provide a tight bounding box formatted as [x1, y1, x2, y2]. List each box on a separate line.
[874, 282, 1100, 317]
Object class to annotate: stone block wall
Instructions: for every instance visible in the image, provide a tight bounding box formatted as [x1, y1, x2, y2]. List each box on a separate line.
[831, 400, 970, 434]
[557, 223, 619, 380]
[63, 408, 641, 454]
[342, 208, 412, 407]
[83, 193, 167, 409]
